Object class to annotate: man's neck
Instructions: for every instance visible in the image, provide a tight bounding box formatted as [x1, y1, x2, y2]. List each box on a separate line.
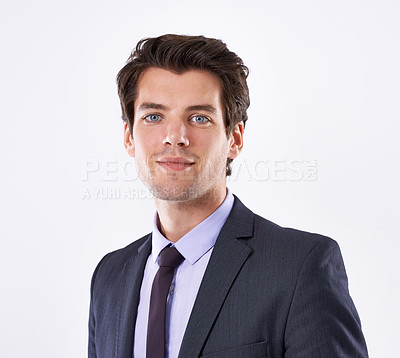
[154, 187, 227, 243]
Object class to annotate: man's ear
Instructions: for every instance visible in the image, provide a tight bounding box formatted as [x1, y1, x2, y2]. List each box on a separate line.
[124, 122, 135, 157]
[227, 121, 244, 159]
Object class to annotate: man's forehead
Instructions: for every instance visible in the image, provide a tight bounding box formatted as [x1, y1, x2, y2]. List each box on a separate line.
[134, 67, 223, 110]
[137, 67, 220, 90]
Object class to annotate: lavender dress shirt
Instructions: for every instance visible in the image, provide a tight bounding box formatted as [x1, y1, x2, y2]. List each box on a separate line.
[133, 189, 234, 358]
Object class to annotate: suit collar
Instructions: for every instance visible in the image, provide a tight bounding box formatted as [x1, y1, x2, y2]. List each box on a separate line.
[178, 195, 254, 358]
[224, 194, 254, 238]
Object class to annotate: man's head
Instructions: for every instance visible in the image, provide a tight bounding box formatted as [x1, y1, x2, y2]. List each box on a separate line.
[117, 34, 250, 176]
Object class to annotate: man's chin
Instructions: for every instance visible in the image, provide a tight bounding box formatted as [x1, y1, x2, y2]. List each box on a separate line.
[149, 186, 201, 202]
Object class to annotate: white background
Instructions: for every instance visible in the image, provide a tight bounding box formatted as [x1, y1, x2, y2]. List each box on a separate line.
[1, 0, 399, 357]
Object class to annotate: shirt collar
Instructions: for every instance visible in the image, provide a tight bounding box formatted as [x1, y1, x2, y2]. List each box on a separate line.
[151, 188, 234, 265]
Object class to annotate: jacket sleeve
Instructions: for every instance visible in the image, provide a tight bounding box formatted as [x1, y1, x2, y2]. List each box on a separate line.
[88, 284, 96, 358]
[284, 239, 368, 357]
[88, 254, 109, 358]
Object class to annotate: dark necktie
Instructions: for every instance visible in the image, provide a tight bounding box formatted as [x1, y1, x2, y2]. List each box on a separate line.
[147, 246, 184, 358]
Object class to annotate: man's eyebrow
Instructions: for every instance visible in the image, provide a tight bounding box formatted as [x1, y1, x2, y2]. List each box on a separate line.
[138, 103, 219, 115]
[186, 105, 219, 115]
[138, 102, 169, 111]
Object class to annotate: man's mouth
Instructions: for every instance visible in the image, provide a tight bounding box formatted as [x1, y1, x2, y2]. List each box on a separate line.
[156, 157, 195, 171]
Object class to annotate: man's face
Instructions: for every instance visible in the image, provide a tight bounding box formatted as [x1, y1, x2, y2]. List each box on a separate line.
[124, 67, 243, 202]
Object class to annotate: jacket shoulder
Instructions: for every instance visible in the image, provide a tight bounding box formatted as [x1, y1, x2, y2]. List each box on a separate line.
[90, 233, 151, 294]
[102, 233, 150, 265]
[253, 213, 337, 250]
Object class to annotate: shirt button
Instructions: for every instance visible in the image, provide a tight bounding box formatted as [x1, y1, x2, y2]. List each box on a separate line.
[169, 284, 174, 293]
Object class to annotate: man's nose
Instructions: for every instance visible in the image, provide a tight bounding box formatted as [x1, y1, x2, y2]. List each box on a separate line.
[162, 121, 189, 147]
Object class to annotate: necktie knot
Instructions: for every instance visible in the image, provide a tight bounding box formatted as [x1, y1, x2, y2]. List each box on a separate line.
[159, 246, 184, 268]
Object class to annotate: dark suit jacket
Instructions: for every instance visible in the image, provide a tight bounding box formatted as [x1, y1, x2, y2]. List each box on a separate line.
[88, 196, 368, 357]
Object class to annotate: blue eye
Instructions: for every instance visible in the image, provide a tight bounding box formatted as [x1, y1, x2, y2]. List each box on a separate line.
[144, 114, 161, 122]
[191, 115, 209, 123]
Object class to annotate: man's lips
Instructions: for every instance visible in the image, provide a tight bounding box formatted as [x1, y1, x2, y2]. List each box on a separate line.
[156, 157, 195, 171]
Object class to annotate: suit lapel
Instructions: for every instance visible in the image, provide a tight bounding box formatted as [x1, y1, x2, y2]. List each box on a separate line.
[116, 235, 152, 358]
[178, 196, 254, 358]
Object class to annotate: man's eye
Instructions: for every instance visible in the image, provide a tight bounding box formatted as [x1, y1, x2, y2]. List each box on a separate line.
[144, 114, 161, 122]
[190, 115, 209, 123]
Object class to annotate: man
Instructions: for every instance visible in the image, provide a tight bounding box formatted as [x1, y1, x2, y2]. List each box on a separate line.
[88, 34, 368, 358]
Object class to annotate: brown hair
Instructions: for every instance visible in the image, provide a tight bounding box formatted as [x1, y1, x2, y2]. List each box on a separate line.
[117, 34, 250, 176]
